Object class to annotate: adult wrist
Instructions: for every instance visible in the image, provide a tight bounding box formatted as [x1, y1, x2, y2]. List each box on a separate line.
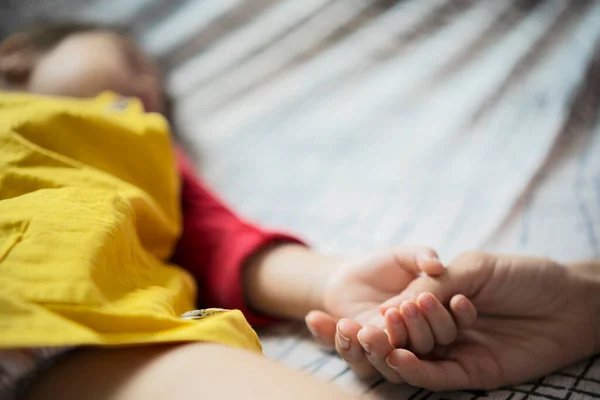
[568, 260, 600, 353]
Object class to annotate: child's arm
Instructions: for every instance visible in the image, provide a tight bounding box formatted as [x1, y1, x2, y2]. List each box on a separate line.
[243, 243, 338, 319]
[171, 149, 474, 381]
[170, 148, 305, 326]
[245, 243, 477, 382]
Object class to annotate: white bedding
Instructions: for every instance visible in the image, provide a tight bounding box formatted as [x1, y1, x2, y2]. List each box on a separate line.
[4, 0, 600, 398]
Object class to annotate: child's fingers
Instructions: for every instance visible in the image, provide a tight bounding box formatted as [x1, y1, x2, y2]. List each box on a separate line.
[384, 308, 408, 348]
[305, 310, 338, 348]
[416, 293, 458, 346]
[399, 300, 435, 354]
[386, 349, 471, 391]
[380, 295, 402, 316]
[357, 325, 404, 383]
[335, 319, 378, 379]
[450, 295, 478, 328]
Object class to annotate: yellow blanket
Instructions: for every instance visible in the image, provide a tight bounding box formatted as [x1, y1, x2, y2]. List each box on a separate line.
[0, 92, 260, 352]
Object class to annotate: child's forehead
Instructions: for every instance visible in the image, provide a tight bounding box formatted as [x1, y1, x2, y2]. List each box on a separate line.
[51, 31, 142, 65]
[60, 31, 129, 51]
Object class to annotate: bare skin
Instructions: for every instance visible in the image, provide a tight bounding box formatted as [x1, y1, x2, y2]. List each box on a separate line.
[3, 31, 470, 351]
[3, 29, 599, 395]
[311, 252, 600, 390]
[1, 29, 473, 398]
[0, 31, 163, 113]
[25, 343, 358, 400]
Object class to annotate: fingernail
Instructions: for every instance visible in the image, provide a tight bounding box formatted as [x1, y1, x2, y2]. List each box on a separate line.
[386, 356, 399, 371]
[337, 332, 351, 350]
[357, 331, 371, 354]
[401, 301, 419, 318]
[417, 252, 439, 263]
[419, 294, 436, 312]
[307, 325, 319, 337]
[458, 298, 469, 310]
[386, 308, 402, 324]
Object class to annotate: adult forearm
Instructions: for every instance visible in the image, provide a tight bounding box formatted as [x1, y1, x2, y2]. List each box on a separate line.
[567, 259, 600, 353]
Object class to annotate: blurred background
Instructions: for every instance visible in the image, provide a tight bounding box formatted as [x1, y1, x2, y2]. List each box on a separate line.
[2, 1, 599, 398]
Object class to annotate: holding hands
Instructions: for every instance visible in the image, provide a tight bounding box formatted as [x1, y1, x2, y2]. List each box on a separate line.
[305, 249, 600, 391]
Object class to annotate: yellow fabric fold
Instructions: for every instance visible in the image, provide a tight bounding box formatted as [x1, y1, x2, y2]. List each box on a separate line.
[0, 92, 261, 353]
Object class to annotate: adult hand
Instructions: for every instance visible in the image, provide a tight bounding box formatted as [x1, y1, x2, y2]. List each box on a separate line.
[362, 252, 600, 390]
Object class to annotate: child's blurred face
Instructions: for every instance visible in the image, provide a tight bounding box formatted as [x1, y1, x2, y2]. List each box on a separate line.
[5, 31, 164, 113]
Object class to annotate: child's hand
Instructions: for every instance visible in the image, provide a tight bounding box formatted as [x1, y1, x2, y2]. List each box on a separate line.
[346, 292, 477, 383]
[308, 295, 476, 383]
[304, 247, 475, 381]
[380, 292, 477, 354]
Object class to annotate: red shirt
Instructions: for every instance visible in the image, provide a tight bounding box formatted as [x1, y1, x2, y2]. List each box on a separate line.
[170, 149, 303, 326]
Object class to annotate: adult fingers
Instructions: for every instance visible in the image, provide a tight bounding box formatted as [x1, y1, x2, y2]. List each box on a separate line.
[357, 324, 404, 383]
[386, 349, 471, 391]
[305, 310, 337, 348]
[335, 318, 378, 379]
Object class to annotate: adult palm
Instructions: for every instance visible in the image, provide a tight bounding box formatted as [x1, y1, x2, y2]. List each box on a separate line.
[380, 252, 600, 391]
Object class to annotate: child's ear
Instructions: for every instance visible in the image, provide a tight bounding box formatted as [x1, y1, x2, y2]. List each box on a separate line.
[0, 33, 37, 84]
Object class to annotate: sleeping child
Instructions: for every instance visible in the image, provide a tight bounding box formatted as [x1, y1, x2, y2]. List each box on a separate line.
[0, 22, 476, 399]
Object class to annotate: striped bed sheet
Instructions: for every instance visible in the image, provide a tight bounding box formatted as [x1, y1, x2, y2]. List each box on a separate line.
[2, 1, 600, 399]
